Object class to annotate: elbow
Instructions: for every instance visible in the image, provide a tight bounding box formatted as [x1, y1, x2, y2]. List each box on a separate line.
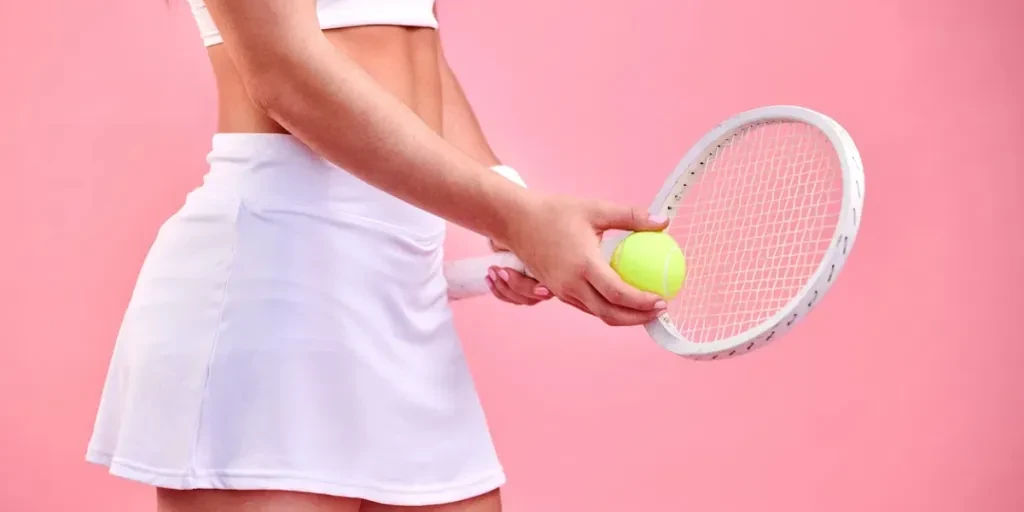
[244, 71, 287, 116]
[243, 64, 319, 130]
[238, 52, 302, 117]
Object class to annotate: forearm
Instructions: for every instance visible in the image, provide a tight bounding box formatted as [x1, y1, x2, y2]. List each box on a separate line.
[435, 43, 524, 253]
[248, 38, 529, 242]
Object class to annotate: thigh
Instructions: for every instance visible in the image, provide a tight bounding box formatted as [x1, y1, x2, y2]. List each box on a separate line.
[360, 489, 501, 512]
[156, 488, 362, 512]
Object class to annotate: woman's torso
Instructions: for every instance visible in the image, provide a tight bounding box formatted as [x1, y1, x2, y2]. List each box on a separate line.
[204, 11, 443, 135]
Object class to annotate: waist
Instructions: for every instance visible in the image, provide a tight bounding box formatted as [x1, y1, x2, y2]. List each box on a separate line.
[208, 26, 443, 134]
[191, 133, 445, 241]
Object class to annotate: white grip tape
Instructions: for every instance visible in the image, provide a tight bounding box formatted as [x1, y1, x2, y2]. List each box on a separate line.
[444, 252, 527, 300]
[443, 165, 529, 300]
[443, 232, 629, 301]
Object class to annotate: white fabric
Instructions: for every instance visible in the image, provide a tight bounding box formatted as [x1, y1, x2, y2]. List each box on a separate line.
[86, 134, 504, 506]
[186, 0, 439, 47]
[490, 165, 526, 188]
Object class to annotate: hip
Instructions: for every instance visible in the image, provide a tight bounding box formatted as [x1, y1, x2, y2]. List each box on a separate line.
[124, 134, 453, 355]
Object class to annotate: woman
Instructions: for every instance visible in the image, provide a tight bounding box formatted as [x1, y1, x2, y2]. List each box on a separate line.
[86, 0, 669, 510]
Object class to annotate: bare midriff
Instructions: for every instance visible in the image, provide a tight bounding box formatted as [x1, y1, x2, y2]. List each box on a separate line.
[206, 25, 442, 134]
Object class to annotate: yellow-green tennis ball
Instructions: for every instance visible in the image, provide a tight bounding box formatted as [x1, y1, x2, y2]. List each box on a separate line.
[610, 232, 687, 299]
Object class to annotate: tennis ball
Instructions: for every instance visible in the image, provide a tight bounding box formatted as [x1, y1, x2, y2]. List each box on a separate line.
[610, 231, 687, 299]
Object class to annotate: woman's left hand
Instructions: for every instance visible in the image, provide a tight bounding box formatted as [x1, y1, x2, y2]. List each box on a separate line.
[486, 239, 552, 306]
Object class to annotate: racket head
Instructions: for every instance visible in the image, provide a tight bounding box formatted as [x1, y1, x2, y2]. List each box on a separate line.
[643, 106, 864, 360]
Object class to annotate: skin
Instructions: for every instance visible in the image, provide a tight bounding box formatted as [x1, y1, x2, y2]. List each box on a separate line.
[157, 1, 670, 510]
[156, 488, 500, 511]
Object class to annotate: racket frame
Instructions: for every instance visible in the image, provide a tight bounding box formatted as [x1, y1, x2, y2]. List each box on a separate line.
[644, 105, 865, 360]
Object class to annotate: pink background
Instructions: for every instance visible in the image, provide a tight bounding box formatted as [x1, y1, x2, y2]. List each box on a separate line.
[2, 0, 1022, 510]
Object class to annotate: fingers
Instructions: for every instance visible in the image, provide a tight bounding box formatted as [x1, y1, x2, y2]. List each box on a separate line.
[574, 283, 665, 326]
[559, 296, 593, 316]
[589, 201, 669, 233]
[584, 257, 666, 312]
[554, 257, 666, 326]
[488, 238, 511, 252]
[558, 284, 662, 326]
[487, 267, 551, 306]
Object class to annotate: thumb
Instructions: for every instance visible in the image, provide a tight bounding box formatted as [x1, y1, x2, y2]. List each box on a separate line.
[590, 201, 669, 232]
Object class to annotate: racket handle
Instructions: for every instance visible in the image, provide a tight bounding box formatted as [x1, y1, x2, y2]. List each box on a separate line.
[444, 252, 528, 300]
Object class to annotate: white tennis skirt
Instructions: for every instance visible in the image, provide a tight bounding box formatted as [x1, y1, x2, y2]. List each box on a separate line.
[86, 134, 504, 506]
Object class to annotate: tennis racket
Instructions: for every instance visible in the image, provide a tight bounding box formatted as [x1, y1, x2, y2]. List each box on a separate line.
[443, 105, 864, 360]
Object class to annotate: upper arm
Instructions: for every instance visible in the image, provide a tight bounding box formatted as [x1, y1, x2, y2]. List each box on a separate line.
[203, 0, 324, 96]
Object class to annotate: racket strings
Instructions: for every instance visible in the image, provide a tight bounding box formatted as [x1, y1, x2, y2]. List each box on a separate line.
[665, 121, 843, 344]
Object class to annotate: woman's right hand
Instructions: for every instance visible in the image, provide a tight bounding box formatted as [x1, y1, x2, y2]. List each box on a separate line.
[500, 194, 670, 326]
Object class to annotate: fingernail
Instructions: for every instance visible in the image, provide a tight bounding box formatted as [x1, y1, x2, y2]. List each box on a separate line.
[534, 286, 550, 296]
[488, 268, 497, 280]
[654, 300, 667, 310]
[498, 269, 510, 282]
[649, 214, 668, 224]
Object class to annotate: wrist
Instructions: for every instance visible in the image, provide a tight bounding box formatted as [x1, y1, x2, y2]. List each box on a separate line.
[485, 164, 537, 246]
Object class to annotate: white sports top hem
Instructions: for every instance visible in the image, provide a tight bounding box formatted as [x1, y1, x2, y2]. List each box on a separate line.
[187, 0, 439, 47]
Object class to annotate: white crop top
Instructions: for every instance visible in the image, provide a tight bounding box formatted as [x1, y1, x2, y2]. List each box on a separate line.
[187, 0, 439, 47]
